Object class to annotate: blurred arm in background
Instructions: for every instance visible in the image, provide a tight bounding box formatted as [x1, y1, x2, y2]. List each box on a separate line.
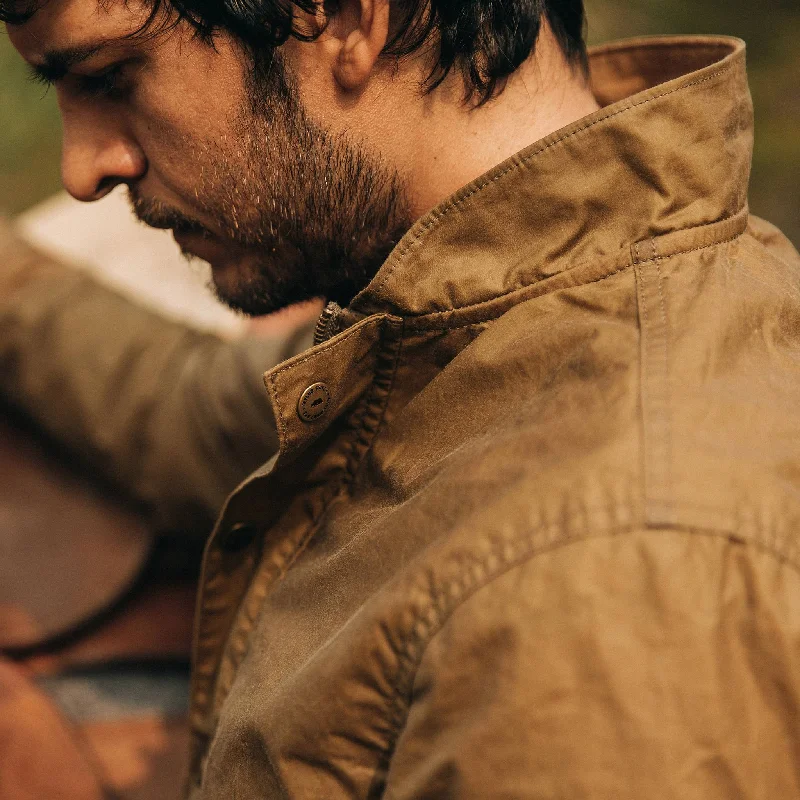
[0, 211, 314, 538]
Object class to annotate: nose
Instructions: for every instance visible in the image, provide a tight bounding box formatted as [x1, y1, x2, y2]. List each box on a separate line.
[60, 109, 147, 202]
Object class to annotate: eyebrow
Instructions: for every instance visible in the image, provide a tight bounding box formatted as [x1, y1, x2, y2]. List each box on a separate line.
[28, 39, 121, 83]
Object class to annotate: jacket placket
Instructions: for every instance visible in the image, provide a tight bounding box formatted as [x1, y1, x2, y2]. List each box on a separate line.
[187, 312, 404, 787]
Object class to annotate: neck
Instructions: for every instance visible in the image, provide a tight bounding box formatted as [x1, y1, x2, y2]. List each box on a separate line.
[401, 23, 600, 219]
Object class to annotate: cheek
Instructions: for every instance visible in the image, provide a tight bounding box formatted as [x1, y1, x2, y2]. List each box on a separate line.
[132, 34, 249, 173]
[130, 86, 240, 195]
[132, 105, 195, 177]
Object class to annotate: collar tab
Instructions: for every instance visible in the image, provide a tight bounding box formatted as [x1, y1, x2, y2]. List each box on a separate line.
[263, 313, 398, 459]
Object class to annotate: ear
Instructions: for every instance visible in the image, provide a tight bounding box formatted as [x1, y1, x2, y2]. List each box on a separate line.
[328, 0, 391, 91]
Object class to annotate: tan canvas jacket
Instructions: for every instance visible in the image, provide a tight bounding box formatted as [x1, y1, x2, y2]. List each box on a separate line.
[3, 35, 800, 799]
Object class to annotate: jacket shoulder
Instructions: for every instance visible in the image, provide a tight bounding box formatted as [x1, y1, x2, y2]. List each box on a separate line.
[381, 524, 800, 799]
[745, 214, 800, 269]
[400, 220, 800, 559]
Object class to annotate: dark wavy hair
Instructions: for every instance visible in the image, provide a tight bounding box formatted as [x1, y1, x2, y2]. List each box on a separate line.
[2, 0, 587, 103]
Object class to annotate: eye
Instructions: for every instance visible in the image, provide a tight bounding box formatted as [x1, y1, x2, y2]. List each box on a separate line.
[75, 64, 127, 99]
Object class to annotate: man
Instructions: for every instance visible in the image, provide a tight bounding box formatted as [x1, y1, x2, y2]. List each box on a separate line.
[4, 0, 800, 797]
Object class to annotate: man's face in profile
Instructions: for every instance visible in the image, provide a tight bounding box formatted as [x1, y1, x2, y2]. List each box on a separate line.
[7, 0, 412, 314]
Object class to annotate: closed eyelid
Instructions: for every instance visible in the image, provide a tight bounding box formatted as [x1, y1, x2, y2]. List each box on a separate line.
[28, 61, 65, 85]
[27, 62, 55, 87]
[74, 65, 129, 99]
[26, 39, 120, 84]
[28, 56, 135, 99]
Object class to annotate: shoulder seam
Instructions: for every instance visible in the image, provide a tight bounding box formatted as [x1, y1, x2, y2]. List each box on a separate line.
[381, 520, 800, 769]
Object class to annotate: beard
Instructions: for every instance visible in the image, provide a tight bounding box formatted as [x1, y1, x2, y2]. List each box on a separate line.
[131, 49, 413, 316]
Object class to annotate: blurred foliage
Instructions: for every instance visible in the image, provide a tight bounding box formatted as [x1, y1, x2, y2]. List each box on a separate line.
[1, 2, 798, 243]
[0, 37, 62, 213]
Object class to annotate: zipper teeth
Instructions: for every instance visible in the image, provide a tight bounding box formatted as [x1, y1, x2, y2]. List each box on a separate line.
[313, 301, 340, 346]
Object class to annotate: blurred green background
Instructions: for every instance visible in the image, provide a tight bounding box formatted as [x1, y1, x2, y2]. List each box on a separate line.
[1, 0, 798, 244]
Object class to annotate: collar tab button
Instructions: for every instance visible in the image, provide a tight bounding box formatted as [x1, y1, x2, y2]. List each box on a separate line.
[297, 382, 331, 423]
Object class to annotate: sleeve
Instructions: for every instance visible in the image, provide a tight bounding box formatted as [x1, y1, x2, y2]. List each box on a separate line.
[0, 217, 313, 536]
[384, 528, 800, 799]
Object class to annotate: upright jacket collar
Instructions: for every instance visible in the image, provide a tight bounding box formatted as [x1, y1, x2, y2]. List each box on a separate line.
[347, 36, 751, 322]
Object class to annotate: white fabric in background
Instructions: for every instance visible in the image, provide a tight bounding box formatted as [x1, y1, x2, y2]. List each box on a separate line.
[17, 189, 245, 337]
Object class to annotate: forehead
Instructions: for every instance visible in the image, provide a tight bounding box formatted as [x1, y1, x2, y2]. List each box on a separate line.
[7, 0, 152, 61]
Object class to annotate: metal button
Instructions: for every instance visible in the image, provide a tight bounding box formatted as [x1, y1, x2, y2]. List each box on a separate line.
[221, 522, 258, 553]
[297, 382, 331, 423]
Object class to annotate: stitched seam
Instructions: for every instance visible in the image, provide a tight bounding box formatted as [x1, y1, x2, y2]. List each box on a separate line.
[407, 256, 633, 323]
[273, 317, 383, 377]
[654, 256, 673, 513]
[212, 320, 405, 718]
[635, 254, 672, 523]
[425, 523, 800, 651]
[630, 229, 746, 518]
[397, 224, 747, 331]
[371, 65, 733, 297]
[246, 324, 400, 590]
[380, 509, 636, 773]
[349, 322, 405, 486]
[342, 322, 403, 485]
[213, 450, 364, 714]
[635, 262, 653, 510]
[592, 40, 737, 57]
[266, 317, 386, 446]
[267, 370, 288, 446]
[381, 518, 800, 786]
[633, 229, 745, 265]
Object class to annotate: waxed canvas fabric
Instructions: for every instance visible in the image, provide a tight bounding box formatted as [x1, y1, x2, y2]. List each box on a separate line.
[3, 34, 800, 800]
[187, 37, 800, 798]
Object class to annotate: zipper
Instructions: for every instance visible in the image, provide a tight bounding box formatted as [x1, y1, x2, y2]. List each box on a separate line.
[313, 300, 343, 345]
